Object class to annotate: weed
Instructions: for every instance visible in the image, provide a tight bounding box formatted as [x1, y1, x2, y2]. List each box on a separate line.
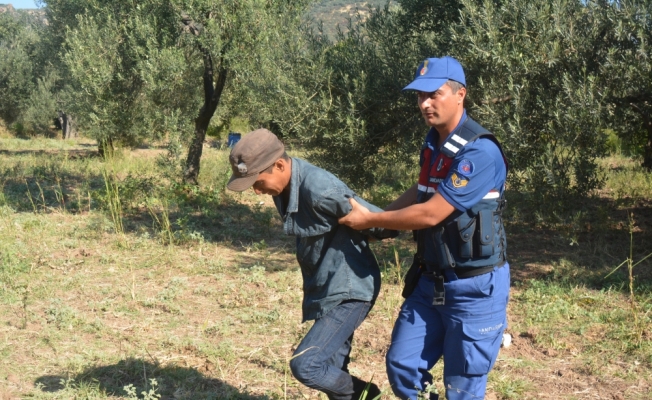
[252, 203, 275, 235]
[45, 299, 82, 330]
[239, 265, 267, 284]
[124, 378, 161, 400]
[604, 212, 652, 347]
[24, 179, 38, 213]
[158, 277, 188, 302]
[102, 167, 124, 236]
[146, 196, 175, 245]
[416, 382, 439, 399]
[35, 180, 46, 211]
[379, 247, 409, 320]
[53, 175, 66, 212]
[490, 374, 531, 399]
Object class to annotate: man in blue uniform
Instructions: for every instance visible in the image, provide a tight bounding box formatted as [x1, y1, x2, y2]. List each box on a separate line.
[338, 56, 510, 400]
[227, 129, 397, 400]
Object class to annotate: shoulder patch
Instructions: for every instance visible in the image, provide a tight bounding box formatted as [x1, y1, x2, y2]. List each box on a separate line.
[451, 173, 469, 188]
[457, 159, 474, 176]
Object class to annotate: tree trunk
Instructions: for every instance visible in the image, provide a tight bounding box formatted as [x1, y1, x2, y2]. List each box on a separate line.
[183, 45, 229, 185]
[63, 113, 77, 139]
[58, 111, 77, 139]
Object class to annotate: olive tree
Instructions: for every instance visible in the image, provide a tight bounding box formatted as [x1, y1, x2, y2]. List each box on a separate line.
[50, 0, 309, 177]
[60, 0, 194, 155]
[0, 12, 37, 126]
[599, 0, 652, 170]
[455, 0, 609, 210]
[178, 0, 310, 183]
[292, 0, 613, 215]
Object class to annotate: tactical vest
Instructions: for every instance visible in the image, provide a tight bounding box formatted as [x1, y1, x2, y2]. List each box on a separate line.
[416, 117, 508, 271]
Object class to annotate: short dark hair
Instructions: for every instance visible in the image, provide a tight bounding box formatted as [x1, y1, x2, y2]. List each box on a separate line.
[446, 80, 465, 94]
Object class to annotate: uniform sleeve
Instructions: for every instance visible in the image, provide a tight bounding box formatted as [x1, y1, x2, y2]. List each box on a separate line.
[438, 138, 503, 211]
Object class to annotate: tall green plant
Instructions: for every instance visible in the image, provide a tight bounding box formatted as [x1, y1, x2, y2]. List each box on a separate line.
[0, 12, 37, 126]
[102, 168, 124, 236]
[52, 0, 310, 180]
[179, 0, 311, 184]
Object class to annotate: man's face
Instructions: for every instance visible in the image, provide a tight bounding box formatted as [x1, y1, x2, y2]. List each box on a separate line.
[252, 161, 288, 196]
[417, 83, 465, 129]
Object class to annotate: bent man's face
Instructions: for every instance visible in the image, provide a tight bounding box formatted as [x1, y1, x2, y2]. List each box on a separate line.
[252, 168, 285, 196]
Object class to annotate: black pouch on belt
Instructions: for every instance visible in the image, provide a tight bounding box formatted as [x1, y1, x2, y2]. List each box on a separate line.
[401, 255, 423, 299]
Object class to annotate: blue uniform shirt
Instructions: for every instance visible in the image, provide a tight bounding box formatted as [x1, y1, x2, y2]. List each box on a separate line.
[424, 111, 507, 211]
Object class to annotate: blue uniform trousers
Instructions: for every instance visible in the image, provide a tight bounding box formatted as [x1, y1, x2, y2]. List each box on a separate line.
[386, 263, 510, 400]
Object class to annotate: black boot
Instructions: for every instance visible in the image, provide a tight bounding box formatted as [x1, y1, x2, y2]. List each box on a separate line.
[351, 376, 382, 400]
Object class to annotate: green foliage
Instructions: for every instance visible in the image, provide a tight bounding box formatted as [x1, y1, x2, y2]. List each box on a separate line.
[19, 69, 60, 135]
[598, 0, 652, 169]
[457, 0, 608, 213]
[61, 0, 192, 148]
[283, 0, 628, 220]
[47, 0, 311, 182]
[0, 12, 36, 124]
[0, 10, 66, 135]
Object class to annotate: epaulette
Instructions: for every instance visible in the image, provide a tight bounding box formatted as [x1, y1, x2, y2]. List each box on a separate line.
[440, 118, 509, 173]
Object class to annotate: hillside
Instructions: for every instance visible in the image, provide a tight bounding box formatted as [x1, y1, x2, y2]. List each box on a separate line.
[306, 0, 391, 38]
[0, 3, 15, 13]
[0, 3, 46, 23]
[1, 1, 385, 39]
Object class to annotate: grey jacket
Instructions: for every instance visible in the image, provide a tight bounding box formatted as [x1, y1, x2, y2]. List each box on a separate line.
[273, 158, 396, 321]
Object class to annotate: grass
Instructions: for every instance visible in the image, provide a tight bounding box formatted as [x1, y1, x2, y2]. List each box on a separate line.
[0, 136, 650, 399]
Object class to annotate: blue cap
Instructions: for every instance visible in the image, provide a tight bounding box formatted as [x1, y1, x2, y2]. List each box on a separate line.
[403, 56, 466, 92]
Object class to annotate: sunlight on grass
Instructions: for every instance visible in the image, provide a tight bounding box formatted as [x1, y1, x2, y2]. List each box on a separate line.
[0, 138, 650, 399]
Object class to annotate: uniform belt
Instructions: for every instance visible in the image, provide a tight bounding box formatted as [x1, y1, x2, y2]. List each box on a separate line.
[422, 261, 505, 282]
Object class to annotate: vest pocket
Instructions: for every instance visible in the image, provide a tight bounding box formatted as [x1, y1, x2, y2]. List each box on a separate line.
[431, 227, 456, 269]
[477, 210, 495, 257]
[457, 216, 476, 259]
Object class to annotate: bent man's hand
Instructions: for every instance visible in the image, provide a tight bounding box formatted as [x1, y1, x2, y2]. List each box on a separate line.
[339, 197, 374, 230]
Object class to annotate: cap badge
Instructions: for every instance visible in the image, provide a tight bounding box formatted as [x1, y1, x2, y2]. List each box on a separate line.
[237, 162, 248, 175]
[420, 60, 429, 76]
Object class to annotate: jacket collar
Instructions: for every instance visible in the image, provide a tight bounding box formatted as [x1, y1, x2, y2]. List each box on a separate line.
[273, 157, 300, 216]
[285, 157, 300, 214]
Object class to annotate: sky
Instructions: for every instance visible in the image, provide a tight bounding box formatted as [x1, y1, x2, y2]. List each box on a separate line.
[5, 0, 40, 9]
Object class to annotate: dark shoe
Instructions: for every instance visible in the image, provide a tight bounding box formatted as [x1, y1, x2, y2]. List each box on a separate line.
[352, 376, 382, 400]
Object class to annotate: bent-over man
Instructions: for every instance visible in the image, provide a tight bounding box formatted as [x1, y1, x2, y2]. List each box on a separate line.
[227, 129, 397, 400]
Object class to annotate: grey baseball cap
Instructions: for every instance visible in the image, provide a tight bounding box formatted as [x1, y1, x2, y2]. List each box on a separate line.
[227, 129, 285, 192]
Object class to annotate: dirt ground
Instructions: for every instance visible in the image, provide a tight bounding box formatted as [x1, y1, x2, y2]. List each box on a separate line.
[0, 143, 650, 399]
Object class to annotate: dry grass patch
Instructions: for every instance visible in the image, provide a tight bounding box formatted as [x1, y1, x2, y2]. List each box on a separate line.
[0, 138, 650, 399]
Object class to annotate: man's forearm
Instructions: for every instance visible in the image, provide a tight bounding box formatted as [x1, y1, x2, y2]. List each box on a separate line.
[384, 184, 418, 211]
[369, 193, 455, 230]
